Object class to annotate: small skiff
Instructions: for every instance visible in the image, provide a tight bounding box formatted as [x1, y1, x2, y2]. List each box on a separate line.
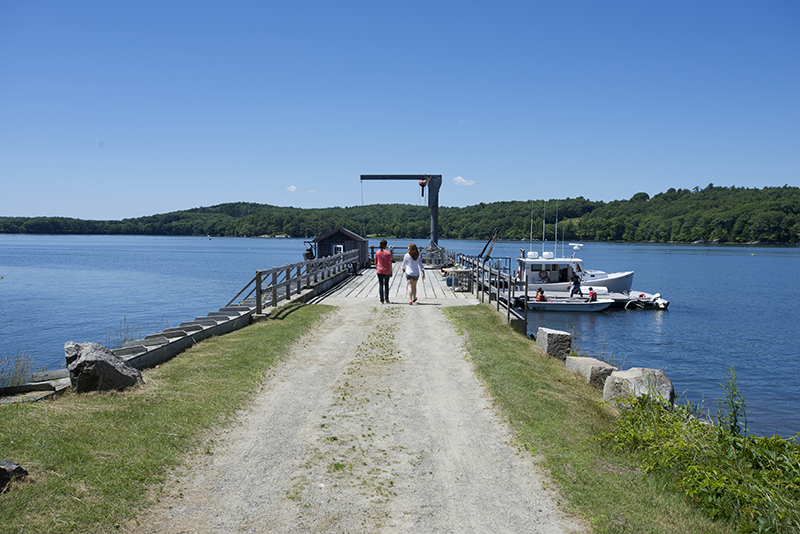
[526, 298, 614, 312]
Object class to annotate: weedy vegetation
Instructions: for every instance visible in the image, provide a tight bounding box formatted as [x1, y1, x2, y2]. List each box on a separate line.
[599, 365, 800, 534]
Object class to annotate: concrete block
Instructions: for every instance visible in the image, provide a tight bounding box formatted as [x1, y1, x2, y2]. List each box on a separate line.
[175, 324, 204, 332]
[195, 317, 227, 324]
[148, 330, 187, 339]
[566, 356, 617, 388]
[603, 367, 675, 404]
[219, 306, 252, 313]
[535, 327, 572, 360]
[30, 369, 70, 382]
[113, 345, 147, 357]
[140, 336, 169, 347]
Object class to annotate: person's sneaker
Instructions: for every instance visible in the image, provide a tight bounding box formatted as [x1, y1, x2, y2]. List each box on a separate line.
[413, 297, 418, 303]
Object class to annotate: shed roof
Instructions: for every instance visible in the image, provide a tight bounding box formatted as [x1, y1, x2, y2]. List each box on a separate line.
[312, 227, 367, 243]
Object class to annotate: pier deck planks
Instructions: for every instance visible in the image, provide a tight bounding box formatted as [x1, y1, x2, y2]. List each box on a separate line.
[312, 264, 472, 303]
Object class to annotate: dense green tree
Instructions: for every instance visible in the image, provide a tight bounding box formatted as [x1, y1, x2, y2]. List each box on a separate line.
[2, 186, 798, 244]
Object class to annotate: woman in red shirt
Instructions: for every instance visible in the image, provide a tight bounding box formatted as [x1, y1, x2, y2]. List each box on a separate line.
[375, 239, 393, 304]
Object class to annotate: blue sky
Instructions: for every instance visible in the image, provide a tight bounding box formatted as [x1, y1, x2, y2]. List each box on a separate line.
[2, 1, 798, 220]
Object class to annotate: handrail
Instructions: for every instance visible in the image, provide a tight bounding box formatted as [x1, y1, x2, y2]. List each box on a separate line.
[227, 249, 361, 312]
[439, 248, 526, 328]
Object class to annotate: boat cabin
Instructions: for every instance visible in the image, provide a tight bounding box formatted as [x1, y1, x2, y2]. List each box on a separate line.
[517, 251, 581, 284]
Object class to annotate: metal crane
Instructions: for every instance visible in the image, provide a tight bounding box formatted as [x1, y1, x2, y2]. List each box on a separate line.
[360, 174, 443, 251]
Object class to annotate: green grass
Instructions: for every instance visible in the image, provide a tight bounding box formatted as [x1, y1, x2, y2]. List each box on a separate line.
[0, 303, 332, 534]
[443, 304, 732, 534]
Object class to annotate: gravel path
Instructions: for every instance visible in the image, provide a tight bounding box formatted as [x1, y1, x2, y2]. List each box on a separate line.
[128, 297, 588, 534]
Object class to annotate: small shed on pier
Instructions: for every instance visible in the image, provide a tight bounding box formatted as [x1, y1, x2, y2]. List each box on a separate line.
[312, 228, 369, 267]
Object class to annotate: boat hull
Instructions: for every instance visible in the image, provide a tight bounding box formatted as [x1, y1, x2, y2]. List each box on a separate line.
[526, 298, 614, 312]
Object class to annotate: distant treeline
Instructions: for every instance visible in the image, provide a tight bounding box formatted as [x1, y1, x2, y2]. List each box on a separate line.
[2, 185, 798, 244]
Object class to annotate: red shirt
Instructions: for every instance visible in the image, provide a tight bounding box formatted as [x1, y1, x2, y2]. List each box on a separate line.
[375, 249, 392, 275]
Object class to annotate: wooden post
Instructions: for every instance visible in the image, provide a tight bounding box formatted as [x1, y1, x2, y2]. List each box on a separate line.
[296, 264, 302, 294]
[507, 266, 512, 325]
[524, 269, 529, 334]
[496, 265, 501, 311]
[256, 271, 263, 315]
[271, 271, 278, 307]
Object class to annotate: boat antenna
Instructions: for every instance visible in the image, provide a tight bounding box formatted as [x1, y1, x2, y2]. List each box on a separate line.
[528, 198, 534, 253]
[541, 200, 546, 254]
[554, 199, 559, 256]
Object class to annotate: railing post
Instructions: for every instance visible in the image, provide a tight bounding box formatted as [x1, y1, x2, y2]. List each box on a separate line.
[256, 271, 263, 315]
[272, 271, 278, 307]
[506, 259, 512, 324]
[285, 266, 291, 300]
[479, 261, 484, 303]
[524, 270, 529, 334]
[496, 265, 501, 311]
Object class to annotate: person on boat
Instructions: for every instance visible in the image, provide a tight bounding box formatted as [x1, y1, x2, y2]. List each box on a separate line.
[401, 243, 425, 305]
[569, 272, 583, 298]
[375, 239, 393, 304]
[587, 287, 597, 302]
[535, 287, 547, 302]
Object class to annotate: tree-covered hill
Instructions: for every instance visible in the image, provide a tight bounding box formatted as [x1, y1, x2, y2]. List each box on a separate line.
[1, 185, 798, 244]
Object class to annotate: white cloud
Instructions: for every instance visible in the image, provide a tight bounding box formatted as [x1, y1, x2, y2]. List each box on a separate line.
[307, 190, 315, 194]
[453, 176, 475, 186]
[286, 185, 297, 192]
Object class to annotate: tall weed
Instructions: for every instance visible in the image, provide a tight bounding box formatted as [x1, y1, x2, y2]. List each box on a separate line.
[599, 379, 800, 533]
[0, 350, 34, 388]
[101, 316, 170, 349]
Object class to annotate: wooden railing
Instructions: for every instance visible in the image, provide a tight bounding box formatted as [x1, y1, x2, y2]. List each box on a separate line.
[440, 248, 527, 329]
[227, 249, 361, 314]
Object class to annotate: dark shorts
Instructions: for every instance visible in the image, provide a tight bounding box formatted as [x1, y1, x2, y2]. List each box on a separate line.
[406, 274, 419, 281]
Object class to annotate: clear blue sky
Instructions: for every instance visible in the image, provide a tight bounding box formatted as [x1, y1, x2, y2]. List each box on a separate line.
[2, 1, 798, 220]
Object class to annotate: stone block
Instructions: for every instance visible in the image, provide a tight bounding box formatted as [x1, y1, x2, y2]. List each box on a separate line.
[566, 356, 617, 388]
[535, 327, 572, 360]
[603, 367, 675, 404]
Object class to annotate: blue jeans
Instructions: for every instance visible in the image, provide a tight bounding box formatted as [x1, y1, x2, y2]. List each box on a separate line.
[570, 285, 583, 298]
[378, 273, 390, 302]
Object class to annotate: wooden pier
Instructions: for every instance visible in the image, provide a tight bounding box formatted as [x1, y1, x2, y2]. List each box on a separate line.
[310, 263, 476, 304]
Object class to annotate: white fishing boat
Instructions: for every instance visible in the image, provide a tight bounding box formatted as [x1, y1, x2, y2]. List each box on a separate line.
[526, 298, 614, 312]
[516, 243, 634, 294]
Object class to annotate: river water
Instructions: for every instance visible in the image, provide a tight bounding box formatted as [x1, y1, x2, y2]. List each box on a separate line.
[1, 235, 798, 437]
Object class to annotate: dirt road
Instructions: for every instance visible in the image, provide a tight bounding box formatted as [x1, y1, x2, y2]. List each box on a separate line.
[128, 297, 587, 533]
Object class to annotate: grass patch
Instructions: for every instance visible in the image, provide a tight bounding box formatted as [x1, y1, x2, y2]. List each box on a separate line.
[0, 303, 332, 534]
[443, 304, 731, 534]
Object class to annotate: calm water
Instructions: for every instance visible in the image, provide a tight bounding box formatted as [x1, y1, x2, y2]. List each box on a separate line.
[1, 235, 798, 437]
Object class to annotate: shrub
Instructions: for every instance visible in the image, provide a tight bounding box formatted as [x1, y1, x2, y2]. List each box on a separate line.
[600, 394, 800, 533]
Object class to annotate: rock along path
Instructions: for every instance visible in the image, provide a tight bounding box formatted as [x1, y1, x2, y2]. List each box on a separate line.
[128, 295, 588, 534]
